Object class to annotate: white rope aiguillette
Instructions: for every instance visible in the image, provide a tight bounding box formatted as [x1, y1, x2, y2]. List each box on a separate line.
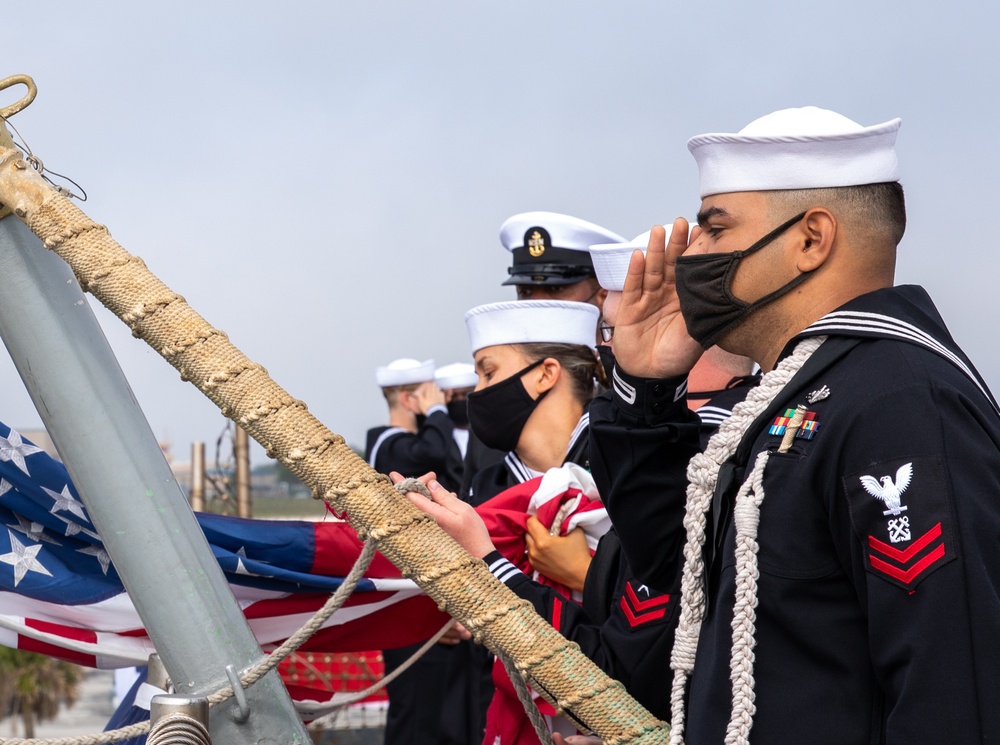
[669, 336, 825, 745]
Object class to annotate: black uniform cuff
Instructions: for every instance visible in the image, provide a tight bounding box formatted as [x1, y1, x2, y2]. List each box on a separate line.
[611, 364, 690, 424]
[483, 551, 527, 589]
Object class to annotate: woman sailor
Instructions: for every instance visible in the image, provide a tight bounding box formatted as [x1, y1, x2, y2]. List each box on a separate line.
[463, 299, 606, 513]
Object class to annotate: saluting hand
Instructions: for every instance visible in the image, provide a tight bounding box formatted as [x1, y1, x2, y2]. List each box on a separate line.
[612, 219, 704, 379]
[411, 382, 446, 415]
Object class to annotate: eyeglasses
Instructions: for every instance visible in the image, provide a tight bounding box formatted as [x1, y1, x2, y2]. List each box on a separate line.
[598, 319, 614, 343]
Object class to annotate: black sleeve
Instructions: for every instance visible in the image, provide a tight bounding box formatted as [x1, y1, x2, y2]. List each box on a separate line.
[481, 543, 677, 721]
[833, 378, 1000, 743]
[458, 431, 506, 502]
[588, 365, 704, 591]
[374, 408, 456, 478]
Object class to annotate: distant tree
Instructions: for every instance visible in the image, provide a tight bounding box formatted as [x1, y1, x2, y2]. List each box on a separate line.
[0, 648, 81, 737]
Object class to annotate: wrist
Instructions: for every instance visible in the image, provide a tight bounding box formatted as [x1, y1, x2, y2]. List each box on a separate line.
[425, 403, 448, 417]
[611, 364, 691, 424]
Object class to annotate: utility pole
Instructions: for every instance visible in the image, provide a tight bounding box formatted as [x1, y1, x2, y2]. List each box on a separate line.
[190, 441, 205, 512]
[234, 427, 251, 518]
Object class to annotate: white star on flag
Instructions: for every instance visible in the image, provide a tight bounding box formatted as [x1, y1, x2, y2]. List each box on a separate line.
[77, 545, 112, 575]
[1, 529, 53, 587]
[0, 479, 11, 498]
[43, 484, 91, 523]
[7, 514, 61, 545]
[53, 514, 100, 540]
[235, 546, 271, 577]
[0, 429, 44, 476]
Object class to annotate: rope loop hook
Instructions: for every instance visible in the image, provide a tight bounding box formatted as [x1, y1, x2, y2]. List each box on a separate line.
[0, 75, 37, 119]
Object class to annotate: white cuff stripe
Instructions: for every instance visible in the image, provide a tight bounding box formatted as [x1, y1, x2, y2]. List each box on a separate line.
[488, 557, 523, 585]
[612, 366, 637, 404]
[496, 566, 522, 584]
[673, 378, 689, 403]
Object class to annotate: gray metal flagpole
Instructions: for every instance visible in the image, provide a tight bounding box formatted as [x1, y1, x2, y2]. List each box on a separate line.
[0, 216, 311, 744]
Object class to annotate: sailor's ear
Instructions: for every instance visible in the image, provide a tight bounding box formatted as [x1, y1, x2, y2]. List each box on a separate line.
[529, 358, 561, 397]
[796, 208, 836, 272]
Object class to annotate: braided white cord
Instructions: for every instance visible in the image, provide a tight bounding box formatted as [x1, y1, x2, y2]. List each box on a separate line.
[725, 450, 770, 745]
[668, 336, 824, 745]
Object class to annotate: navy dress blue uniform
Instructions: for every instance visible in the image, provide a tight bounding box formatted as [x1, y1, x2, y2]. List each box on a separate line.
[458, 429, 505, 504]
[590, 286, 1000, 743]
[481, 374, 755, 722]
[466, 412, 591, 507]
[365, 406, 462, 494]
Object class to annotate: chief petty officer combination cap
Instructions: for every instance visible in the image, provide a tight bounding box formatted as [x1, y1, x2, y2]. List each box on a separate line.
[465, 300, 600, 354]
[499, 211, 626, 287]
[687, 106, 902, 198]
[374, 358, 435, 387]
[434, 362, 479, 390]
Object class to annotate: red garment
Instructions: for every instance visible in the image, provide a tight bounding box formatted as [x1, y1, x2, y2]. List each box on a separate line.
[476, 470, 609, 744]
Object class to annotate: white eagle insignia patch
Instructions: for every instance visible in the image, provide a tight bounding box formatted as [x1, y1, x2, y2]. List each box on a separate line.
[859, 462, 913, 516]
[845, 456, 955, 591]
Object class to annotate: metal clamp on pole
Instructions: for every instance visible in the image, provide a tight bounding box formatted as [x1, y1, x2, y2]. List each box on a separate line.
[149, 694, 212, 745]
[148, 653, 173, 692]
[224, 664, 251, 723]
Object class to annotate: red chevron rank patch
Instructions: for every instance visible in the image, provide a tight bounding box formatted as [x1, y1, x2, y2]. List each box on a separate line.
[619, 581, 671, 628]
[844, 455, 956, 592]
[867, 522, 946, 588]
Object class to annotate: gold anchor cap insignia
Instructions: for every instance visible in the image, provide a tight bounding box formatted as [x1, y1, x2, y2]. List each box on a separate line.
[527, 230, 546, 258]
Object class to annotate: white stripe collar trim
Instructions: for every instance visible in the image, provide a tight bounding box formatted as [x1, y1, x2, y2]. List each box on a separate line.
[367, 427, 408, 468]
[803, 310, 998, 414]
[505, 452, 534, 483]
[566, 412, 589, 455]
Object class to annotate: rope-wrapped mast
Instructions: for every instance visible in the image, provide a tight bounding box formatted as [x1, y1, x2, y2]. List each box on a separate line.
[0, 79, 669, 744]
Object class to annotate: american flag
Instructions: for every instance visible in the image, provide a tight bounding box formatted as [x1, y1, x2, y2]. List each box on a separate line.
[0, 421, 448, 679]
[0, 418, 610, 735]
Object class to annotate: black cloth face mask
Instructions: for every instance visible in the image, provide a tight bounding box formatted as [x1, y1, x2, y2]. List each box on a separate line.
[446, 398, 470, 427]
[467, 358, 549, 453]
[674, 211, 808, 349]
[596, 344, 616, 384]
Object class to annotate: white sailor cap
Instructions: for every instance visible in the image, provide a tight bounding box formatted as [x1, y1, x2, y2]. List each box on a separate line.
[374, 358, 435, 387]
[588, 224, 703, 292]
[465, 300, 600, 354]
[688, 106, 902, 198]
[589, 229, 654, 292]
[434, 362, 479, 390]
[499, 211, 626, 287]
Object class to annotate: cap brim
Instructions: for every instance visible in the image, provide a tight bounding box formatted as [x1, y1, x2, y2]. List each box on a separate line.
[502, 272, 595, 287]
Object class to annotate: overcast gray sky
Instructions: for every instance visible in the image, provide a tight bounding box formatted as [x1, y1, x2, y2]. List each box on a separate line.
[3, 1, 996, 466]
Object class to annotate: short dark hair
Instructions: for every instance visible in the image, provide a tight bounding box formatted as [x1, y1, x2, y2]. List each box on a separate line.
[767, 181, 906, 247]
